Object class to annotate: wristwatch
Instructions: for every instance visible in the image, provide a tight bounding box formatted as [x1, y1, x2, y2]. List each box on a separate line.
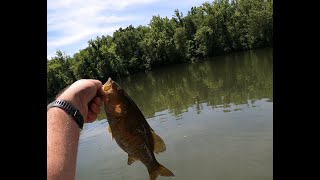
[47, 99, 84, 129]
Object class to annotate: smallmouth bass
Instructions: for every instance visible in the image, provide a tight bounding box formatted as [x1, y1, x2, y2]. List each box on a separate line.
[102, 77, 175, 180]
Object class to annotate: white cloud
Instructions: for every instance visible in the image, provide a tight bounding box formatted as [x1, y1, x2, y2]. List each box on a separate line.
[47, 0, 161, 58]
[47, 0, 207, 59]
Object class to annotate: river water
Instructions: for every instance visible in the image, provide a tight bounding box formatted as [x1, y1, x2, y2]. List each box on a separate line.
[76, 48, 273, 180]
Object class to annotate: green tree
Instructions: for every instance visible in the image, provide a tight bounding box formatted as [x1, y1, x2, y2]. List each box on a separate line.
[47, 0, 273, 99]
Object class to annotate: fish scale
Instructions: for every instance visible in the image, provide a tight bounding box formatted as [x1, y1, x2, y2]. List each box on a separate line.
[102, 77, 175, 180]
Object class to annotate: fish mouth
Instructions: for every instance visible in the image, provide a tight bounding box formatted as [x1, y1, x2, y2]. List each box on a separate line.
[103, 77, 113, 92]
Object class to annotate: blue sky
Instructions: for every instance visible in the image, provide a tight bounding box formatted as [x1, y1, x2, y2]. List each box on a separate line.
[47, 0, 207, 59]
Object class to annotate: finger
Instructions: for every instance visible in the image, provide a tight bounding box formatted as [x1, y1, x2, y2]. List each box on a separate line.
[89, 97, 102, 113]
[92, 96, 103, 106]
[88, 79, 103, 90]
[83, 80, 103, 102]
[88, 79, 106, 99]
[86, 111, 98, 123]
[96, 85, 106, 97]
[89, 101, 101, 114]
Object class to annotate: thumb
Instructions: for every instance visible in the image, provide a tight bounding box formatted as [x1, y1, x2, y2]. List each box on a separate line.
[85, 79, 103, 100]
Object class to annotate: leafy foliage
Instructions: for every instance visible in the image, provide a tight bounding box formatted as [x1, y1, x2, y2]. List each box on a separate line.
[47, 0, 273, 99]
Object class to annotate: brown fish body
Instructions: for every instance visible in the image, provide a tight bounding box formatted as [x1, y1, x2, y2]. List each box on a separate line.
[102, 78, 174, 180]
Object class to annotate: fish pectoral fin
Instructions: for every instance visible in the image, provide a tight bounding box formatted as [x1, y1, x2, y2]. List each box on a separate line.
[107, 125, 114, 140]
[127, 154, 138, 165]
[152, 131, 166, 154]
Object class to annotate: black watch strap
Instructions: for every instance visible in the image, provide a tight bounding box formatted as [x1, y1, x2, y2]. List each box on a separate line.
[47, 99, 84, 129]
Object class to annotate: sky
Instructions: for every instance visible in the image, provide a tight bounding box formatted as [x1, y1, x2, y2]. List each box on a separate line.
[47, 0, 207, 59]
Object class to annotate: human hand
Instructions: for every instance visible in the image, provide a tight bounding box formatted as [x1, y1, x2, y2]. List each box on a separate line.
[56, 79, 104, 123]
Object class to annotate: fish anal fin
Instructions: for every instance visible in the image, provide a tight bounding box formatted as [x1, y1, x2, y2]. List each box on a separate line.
[107, 125, 114, 140]
[127, 154, 138, 165]
[152, 131, 166, 154]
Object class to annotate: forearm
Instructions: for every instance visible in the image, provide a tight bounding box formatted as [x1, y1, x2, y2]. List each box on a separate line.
[47, 107, 80, 180]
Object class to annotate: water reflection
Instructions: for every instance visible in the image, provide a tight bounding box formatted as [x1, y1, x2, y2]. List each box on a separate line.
[98, 48, 273, 119]
[78, 48, 273, 180]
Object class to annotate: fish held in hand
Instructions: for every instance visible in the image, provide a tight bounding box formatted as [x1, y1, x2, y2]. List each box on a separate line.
[102, 77, 174, 180]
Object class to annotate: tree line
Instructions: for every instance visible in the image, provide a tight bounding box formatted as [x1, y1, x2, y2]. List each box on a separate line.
[47, 0, 273, 100]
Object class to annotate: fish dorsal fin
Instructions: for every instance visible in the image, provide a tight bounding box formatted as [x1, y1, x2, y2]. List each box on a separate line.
[127, 154, 138, 165]
[152, 131, 166, 154]
[107, 125, 114, 140]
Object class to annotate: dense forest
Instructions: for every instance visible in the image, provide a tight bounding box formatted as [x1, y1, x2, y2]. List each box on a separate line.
[47, 0, 273, 100]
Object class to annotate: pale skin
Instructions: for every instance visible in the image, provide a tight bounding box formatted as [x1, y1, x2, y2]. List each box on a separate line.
[47, 79, 104, 180]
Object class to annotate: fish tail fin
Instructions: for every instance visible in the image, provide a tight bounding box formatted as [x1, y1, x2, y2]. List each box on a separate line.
[149, 163, 174, 180]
